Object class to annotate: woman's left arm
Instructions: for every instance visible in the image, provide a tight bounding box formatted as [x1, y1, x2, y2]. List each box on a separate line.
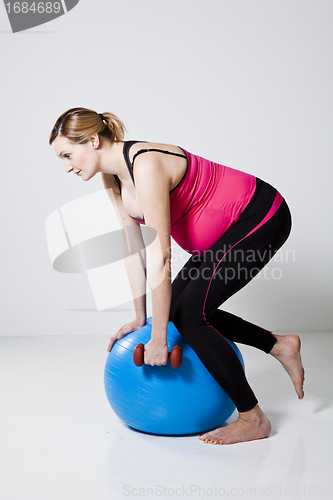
[134, 154, 173, 366]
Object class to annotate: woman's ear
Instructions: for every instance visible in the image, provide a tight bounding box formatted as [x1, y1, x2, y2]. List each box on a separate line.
[90, 133, 100, 149]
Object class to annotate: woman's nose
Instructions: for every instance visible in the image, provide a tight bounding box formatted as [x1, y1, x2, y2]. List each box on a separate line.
[65, 163, 73, 173]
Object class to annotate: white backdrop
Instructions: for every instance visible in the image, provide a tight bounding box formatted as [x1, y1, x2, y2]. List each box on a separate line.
[1, 0, 332, 336]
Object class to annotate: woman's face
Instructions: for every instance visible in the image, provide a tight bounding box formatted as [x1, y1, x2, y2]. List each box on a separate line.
[52, 135, 99, 181]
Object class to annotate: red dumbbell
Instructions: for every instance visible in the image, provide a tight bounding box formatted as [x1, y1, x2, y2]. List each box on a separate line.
[133, 343, 182, 369]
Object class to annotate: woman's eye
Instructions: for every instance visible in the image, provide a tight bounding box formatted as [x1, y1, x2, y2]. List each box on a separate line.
[64, 154, 70, 159]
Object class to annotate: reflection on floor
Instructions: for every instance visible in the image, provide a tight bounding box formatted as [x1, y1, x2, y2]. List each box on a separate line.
[1, 332, 332, 500]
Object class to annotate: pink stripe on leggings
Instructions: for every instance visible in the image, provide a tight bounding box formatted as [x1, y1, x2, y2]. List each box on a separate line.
[202, 191, 284, 333]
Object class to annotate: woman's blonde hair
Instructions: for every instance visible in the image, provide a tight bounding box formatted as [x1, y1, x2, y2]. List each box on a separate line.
[49, 107, 126, 145]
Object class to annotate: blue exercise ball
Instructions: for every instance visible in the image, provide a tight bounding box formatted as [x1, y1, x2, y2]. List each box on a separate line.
[104, 317, 244, 435]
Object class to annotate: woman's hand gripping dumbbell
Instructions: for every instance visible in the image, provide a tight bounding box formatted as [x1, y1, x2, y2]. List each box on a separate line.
[133, 343, 182, 369]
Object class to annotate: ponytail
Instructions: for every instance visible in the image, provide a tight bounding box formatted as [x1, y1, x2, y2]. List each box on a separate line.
[49, 107, 126, 145]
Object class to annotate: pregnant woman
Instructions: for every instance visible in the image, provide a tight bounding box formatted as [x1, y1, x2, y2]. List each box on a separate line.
[50, 107, 304, 445]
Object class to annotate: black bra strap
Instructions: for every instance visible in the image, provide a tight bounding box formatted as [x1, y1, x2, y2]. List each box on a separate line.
[123, 141, 146, 185]
[131, 148, 187, 169]
[113, 174, 121, 193]
[122, 141, 187, 188]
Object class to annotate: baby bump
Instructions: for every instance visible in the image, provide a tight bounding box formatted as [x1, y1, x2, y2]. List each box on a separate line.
[171, 202, 246, 255]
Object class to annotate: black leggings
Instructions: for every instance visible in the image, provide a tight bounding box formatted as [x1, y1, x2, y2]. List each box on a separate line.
[168, 178, 292, 413]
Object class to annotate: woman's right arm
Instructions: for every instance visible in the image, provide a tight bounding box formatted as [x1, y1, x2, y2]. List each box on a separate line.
[102, 173, 147, 351]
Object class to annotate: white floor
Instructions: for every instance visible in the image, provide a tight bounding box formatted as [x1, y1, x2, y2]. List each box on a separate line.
[1, 332, 332, 500]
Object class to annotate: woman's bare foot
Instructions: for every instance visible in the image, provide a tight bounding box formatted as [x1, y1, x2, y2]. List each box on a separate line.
[199, 404, 271, 445]
[269, 334, 305, 399]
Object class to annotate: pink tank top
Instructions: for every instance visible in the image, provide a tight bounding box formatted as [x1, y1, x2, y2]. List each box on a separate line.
[130, 148, 257, 255]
